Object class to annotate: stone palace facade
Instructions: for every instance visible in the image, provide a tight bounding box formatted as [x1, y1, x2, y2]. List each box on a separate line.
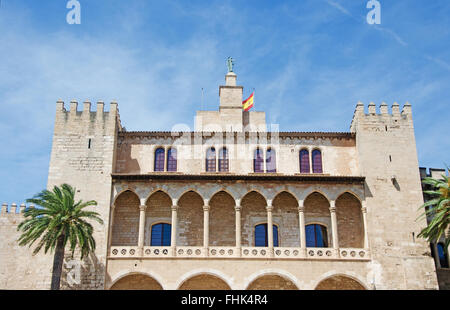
[0, 70, 439, 290]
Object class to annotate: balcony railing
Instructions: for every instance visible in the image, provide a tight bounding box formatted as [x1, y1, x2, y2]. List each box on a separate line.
[109, 246, 370, 261]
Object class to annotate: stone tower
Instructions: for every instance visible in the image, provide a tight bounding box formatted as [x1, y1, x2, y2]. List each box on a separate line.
[47, 100, 121, 289]
[195, 71, 266, 132]
[350, 102, 437, 289]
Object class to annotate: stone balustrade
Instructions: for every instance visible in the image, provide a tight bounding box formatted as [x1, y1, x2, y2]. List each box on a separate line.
[109, 245, 370, 261]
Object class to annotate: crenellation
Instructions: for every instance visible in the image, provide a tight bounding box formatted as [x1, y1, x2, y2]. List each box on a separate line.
[402, 102, 412, 116]
[83, 101, 92, 115]
[69, 100, 78, 115]
[392, 102, 400, 115]
[368, 102, 376, 114]
[380, 102, 389, 115]
[1, 203, 7, 214]
[10, 203, 17, 213]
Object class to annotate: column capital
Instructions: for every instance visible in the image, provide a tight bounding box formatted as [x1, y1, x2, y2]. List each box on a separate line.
[266, 206, 273, 212]
[171, 205, 178, 211]
[298, 206, 305, 213]
[329, 206, 336, 213]
[266, 199, 273, 207]
[235, 205, 242, 212]
[298, 199, 304, 207]
[139, 205, 147, 212]
[203, 205, 210, 212]
[172, 198, 179, 206]
[111, 204, 116, 210]
[362, 206, 367, 213]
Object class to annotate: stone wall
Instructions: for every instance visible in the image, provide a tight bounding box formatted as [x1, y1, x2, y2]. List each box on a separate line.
[0, 207, 53, 289]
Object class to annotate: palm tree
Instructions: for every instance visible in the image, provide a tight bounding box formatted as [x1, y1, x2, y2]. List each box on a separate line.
[17, 184, 103, 290]
[418, 167, 450, 253]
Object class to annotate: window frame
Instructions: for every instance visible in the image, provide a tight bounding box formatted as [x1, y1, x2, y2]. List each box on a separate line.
[266, 148, 277, 173]
[254, 223, 279, 247]
[206, 147, 217, 172]
[154, 147, 165, 172]
[311, 149, 323, 174]
[150, 222, 172, 246]
[167, 148, 177, 172]
[253, 148, 264, 173]
[218, 147, 229, 172]
[305, 223, 328, 248]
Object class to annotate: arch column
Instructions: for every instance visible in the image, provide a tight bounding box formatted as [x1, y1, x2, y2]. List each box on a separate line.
[361, 202, 370, 249]
[203, 200, 210, 255]
[108, 204, 116, 249]
[171, 199, 178, 256]
[329, 200, 339, 253]
[235, 199, 242, 252]
[138, 204, 147, 255]
[266, 200, 274, 257]
[298, 201, 306, 255]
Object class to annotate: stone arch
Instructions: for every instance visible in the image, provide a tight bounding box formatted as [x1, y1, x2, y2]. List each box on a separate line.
[110, 272, 164, 290]
[246, 273, 299, 290]
[272, 191, 300, 247]
[241, 191, 268, 247]
[304, 191, 332, 247]
[112, 187, 140, 206]
[144, 188, 172, 205]
[111, 190, 140, 246]
[178, 190, 204, 246]
[335, 192, 364, 248]
[145, 190, 172, 246]
[178, 273, 232, 290]
[315, 274, 367, 290]
[209, 191, 236, 246]
[174, 187, 208, 202]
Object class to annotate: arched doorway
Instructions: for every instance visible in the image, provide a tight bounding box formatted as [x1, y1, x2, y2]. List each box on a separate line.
[178, 274, 231, 290]
[247, 274, 298, 290]
[315, 275, 366, 290]
[110, 273, 163, 290]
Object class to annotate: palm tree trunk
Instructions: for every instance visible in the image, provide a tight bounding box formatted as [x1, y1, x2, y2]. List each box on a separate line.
[50, 235, 65, 290]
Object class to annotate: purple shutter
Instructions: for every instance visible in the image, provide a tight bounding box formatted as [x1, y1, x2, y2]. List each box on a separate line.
[154, 148, 165, 171]
[266, 148, 276, 173]
[167, 148, 177, 172]
[219, 148, 229, 172]
[254, 149, 264, 173]
[206, 148, 216, 172]
[312, 150, 323, 173]
[300, 149, 310, 173]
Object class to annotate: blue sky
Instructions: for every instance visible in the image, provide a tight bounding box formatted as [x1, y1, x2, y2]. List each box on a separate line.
[0, 0, 449, 204]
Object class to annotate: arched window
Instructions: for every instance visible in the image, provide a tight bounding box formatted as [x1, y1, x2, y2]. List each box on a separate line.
[154, 148, 165, 172]
[312, 149, 323, 173]
[254, 148, 264, 173]
[167, 148, 177, 172]
[305, 224, 328, 247]
[299, 149, 310, 173]
[437, 243, 449, 268]
[266, 148, 276, 173]
[206, 147, 216, 172]
[150, 223, 171, 246]
[254, 224, 279, 247]
[218, 148, 229, 172]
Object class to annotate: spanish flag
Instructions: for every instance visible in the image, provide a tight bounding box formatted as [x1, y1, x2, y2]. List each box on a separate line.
[242, 92, 254, 111]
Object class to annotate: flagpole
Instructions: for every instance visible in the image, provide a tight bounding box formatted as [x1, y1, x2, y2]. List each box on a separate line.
[201, 88, 204, 110]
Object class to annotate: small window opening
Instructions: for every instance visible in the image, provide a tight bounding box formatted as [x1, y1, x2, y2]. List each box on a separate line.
[88, 139, 92, 149]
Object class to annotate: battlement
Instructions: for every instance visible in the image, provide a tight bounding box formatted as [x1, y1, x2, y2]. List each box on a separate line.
[0, 203, 34, 216]
[350, 101, 412, 132]
[55, 100, 123, 131]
